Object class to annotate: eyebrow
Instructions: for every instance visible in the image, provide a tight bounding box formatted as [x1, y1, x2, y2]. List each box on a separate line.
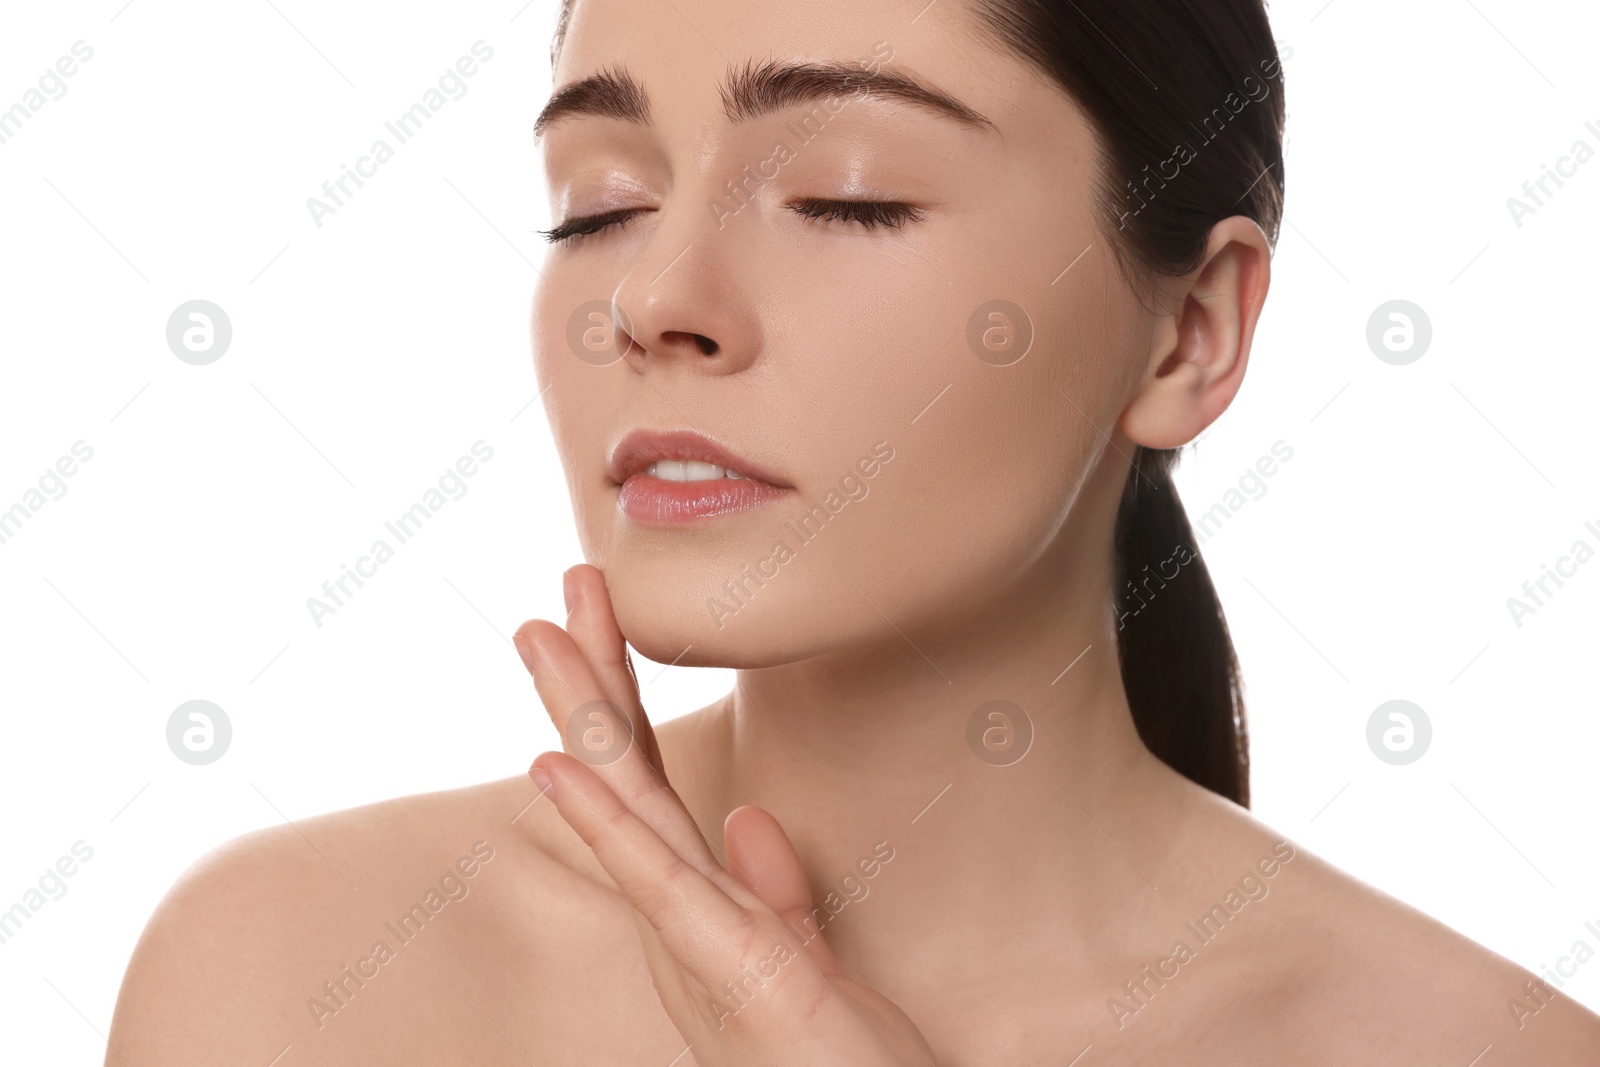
[533, 58, 996, 141]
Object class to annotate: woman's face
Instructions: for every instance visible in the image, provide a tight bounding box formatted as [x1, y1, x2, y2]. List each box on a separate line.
[532, 0, 1154, 667]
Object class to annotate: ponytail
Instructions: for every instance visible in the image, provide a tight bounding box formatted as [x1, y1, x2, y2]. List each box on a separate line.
[1113, 446, 1249, 806]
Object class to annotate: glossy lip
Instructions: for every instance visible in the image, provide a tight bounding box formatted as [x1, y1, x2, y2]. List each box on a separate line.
[607, 428, 794, 525]
[606, 428, 791, 488]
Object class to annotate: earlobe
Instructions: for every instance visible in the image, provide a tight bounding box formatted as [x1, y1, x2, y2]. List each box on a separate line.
[1119, 217, 1272, 451]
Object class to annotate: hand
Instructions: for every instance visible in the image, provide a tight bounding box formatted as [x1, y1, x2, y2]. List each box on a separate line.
[513, 564, 937, 1067]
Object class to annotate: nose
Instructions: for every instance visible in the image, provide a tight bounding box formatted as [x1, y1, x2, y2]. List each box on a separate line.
[608, 217, 760, 377]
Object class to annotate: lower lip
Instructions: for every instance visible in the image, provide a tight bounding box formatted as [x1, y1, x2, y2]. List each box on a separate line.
[618, 474, 791, 524]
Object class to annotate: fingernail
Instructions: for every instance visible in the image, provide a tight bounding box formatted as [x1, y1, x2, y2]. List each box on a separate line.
[529, 764, 555, 798]
[512, 630, 537, 674]
[562, 570, 576, 615]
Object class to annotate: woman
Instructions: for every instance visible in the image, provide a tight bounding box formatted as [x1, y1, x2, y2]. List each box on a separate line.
[107, 0, 1600, 1062]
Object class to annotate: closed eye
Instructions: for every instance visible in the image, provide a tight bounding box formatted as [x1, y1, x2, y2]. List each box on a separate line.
[787, 198, 925, 231]
[539, 198, 926, 246]
[538, 207, 645, 245]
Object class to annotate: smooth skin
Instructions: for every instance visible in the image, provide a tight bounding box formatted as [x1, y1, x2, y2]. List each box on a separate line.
[106, 0, 1600, 1062]
[517, 574, 935, 1065]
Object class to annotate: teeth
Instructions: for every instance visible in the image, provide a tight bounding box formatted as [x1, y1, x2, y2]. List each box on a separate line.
[645, 459, 746, 482]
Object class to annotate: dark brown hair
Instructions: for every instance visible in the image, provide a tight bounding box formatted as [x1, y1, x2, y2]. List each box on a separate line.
[973, 0, 1286, 806]
[548, 0, 1286, 806]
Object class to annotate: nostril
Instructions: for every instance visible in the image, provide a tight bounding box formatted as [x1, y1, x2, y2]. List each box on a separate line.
[652, 330, 720, 358]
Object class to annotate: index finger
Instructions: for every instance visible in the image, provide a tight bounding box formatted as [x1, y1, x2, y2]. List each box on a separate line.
[561, 564, 668, 780]
[514, 615, 724, 881]
[534, 751, 809, 990]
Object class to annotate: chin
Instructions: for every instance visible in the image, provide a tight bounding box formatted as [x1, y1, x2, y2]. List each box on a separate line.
[596, 548, 855, 670]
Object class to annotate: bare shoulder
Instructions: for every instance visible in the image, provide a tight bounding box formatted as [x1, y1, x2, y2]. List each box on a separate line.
[1175, 783, 1600, 1064]
[104, 773, 574, 1066]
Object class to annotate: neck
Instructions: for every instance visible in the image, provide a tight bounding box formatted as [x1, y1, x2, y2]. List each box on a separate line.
[667, 501, 1190, 978]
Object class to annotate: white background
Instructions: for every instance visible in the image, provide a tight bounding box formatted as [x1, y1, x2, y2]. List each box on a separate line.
[0, 0, 1597, 1058]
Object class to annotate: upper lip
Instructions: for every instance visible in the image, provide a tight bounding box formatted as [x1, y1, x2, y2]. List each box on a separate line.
[607, 428, 790, 487]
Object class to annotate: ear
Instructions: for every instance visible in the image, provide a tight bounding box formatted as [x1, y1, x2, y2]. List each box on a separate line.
[1119, 216, 1272, 450]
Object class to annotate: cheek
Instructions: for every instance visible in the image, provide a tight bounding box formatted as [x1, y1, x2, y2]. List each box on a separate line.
[811, 207, 1124, 527]
[824, 372, 1104, 627]
[701, 272, 1125, 648]
[530, 284, 628, 546]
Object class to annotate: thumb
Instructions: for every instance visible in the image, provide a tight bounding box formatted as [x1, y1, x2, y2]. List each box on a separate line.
[723, 806, 843, 974]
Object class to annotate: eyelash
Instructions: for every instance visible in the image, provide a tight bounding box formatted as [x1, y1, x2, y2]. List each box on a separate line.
[538, 198, 925, 245]
[538, 208, 639, 245]
[789, 198, 925, 230]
